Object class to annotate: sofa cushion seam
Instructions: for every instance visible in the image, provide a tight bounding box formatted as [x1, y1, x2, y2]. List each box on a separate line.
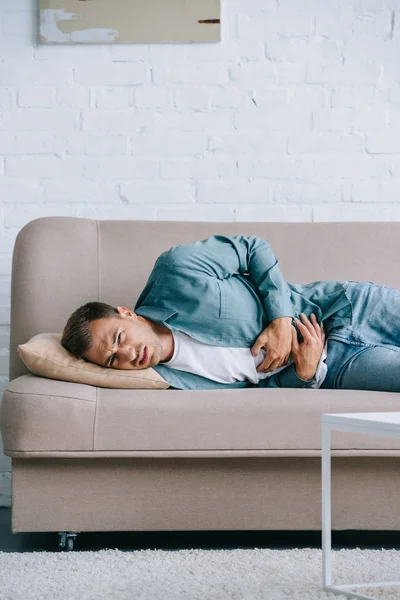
[5, 390, 95, 403]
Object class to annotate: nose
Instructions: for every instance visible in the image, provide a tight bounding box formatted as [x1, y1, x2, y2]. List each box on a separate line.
[118, 344, 136, 364]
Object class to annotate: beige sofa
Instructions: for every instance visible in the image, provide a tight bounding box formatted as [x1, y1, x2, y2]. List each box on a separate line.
[1, 217, 400, 550]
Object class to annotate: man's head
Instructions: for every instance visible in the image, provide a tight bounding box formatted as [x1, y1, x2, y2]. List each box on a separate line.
[61, 301, 165, 369]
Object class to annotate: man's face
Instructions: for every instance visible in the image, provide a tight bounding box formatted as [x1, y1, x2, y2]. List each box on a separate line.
[84, 306, 163, 370]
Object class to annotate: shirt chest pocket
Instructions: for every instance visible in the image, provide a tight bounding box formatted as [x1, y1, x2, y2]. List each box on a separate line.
[154, 270, 222, 322]
[216, 275, 264, 322]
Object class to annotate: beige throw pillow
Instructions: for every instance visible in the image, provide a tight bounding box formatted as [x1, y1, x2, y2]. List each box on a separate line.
[18, 333, 170, 389]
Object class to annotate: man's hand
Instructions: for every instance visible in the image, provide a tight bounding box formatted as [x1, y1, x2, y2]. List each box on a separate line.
[251, 316, 293, 373]
[291, 313, 326, 380]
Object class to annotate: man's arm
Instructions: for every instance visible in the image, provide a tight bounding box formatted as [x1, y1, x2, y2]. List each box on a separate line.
[260, 313, 326, 388]
[161, 234, 295, 323]
[259, 363, 317, 388]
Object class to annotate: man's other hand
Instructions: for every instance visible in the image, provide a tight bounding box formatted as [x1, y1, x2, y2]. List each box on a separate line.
[291, 313, 326, 381]
[252, 316, 293, 373]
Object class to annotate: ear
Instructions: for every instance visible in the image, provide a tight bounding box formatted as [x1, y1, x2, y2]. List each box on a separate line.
[116, 306, 136, 318]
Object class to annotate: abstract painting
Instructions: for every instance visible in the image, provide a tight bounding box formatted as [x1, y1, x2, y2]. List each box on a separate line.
[39, 0, 221, 44]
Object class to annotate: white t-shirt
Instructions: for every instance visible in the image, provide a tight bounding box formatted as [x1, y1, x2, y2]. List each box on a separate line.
[161, 331, 328, 388]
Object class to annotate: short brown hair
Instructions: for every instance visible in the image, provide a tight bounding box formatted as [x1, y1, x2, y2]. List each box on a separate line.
[61, 301, 118, 359]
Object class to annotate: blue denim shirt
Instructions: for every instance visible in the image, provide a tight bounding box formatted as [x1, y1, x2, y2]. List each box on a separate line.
[134, 235, 352, 390]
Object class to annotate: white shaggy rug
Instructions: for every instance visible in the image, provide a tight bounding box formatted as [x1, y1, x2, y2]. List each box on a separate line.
[1, 547, 400, 600]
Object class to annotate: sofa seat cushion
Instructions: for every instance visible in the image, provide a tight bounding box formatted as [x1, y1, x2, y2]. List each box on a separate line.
[2, 374, 400, 458]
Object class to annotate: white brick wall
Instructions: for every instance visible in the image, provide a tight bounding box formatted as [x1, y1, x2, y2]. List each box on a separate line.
[1, 0, 400, 506]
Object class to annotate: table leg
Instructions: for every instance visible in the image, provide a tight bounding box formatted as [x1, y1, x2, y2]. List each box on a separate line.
[322, 422, 332, 588]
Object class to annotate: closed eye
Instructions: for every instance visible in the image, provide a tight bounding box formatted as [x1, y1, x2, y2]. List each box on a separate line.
[109, 331, 123, 368]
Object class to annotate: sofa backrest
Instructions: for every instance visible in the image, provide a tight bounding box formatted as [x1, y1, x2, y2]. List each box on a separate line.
[9, 217, 400, 381]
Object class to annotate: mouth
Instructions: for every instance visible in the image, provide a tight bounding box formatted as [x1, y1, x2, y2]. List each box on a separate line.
[138, 346, 148, 367]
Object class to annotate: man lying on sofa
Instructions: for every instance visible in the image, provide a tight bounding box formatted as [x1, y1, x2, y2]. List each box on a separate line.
[61, 234, 400, 392]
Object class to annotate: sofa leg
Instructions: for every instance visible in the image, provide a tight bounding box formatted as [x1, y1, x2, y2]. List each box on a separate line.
[58, 531, 80, 552]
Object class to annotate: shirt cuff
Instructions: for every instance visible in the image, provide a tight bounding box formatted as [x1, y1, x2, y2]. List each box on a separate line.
[277, 364, 317, 388]
[264, 293, 295, 323]
[309, 345, 328, 389]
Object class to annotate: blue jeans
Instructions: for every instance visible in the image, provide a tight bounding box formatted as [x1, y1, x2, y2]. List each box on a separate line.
[320, 281, 400, 392]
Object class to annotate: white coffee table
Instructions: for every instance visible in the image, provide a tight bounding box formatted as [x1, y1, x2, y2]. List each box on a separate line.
[322, 412, 400, 600]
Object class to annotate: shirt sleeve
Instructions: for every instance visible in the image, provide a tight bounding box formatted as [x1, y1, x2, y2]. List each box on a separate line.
[259, 363, 317, 388]
[161, 234, 295, 323]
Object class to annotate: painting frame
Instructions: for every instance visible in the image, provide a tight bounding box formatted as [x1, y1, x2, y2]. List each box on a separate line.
[39, 0, 221, 44]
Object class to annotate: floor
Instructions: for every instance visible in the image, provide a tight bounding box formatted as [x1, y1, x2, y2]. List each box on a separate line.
[2, 508, 400, 552]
